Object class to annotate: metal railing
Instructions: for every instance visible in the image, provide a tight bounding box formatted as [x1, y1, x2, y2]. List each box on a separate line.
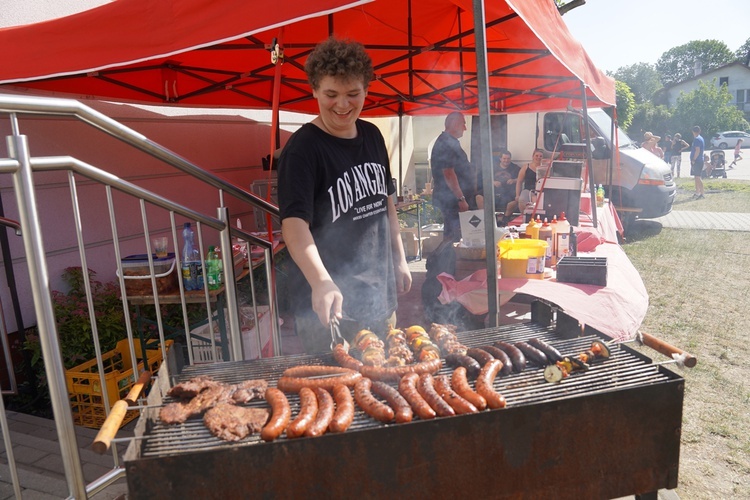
[0, 93, 284, 498]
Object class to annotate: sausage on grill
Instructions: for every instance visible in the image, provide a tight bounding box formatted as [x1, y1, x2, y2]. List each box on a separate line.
[466, 347, 495, 367]
[260, 388, 291, 442]
[286, 387, 318, 438]
[514, 341, 549, 366]
[398, 372, 436, 420]
[527, 338, 564, 363]
[450, 366, 487, 411]
[305, 388, 335, 437]
[372, 381, 413, 423]
[475, 359, 507, 409]
[444, 353, 482, 378]
[417, 373, 455, 417]
[354, 378, 395, 423]
[493, 341, 526, 372]
[329, 384, 355, 433]
[480, 345, 513, 375]
[433, 375, 478, 415]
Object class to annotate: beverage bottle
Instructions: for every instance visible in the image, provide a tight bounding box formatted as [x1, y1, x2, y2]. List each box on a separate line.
[538, 218, 553, 268]
[596, 184, 605, 207]
[181, 222, 203, 290]
[555, 211, 572, 264]
[206, 246, 221, 290]
[549, 215, 559, 266]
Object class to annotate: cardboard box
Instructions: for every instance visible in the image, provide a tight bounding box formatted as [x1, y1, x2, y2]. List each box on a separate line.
[400, 228, 421, 258]
[459, 210, 486, 246]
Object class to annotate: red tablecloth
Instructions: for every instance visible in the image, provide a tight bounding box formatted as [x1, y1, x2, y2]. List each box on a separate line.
[437, 199, 646, 342]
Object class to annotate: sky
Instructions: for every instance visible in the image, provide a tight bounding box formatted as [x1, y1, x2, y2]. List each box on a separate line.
[563, 0, 750, 74]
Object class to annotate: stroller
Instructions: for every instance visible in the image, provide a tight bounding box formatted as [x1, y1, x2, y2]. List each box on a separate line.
[702, 150, 727, 178]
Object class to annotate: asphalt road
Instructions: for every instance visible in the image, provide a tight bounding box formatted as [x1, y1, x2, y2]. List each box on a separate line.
[675, 148, 749, 180]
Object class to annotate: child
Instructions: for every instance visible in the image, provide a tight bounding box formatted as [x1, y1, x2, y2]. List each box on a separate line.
[729, 139, 743, 169]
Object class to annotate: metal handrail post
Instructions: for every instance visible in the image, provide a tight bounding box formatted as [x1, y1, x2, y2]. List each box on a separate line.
[7, 131, 87, 498]
[218, 207, 243, 361]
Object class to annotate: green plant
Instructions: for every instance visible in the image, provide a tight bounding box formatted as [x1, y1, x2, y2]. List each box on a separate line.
[24, 267, 127, 373]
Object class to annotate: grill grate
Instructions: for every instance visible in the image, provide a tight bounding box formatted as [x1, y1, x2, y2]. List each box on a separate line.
[137, 323, 670, 459]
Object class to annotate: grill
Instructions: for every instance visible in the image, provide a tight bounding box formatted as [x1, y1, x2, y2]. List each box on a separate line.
[124, 308, 684, 499]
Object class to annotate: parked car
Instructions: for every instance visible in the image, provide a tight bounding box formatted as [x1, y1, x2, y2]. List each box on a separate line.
[710, 131, 750, 149]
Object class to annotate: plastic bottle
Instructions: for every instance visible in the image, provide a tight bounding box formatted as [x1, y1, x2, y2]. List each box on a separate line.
[549, 215, 559, 266]
[206, 246, 222, 290]
[538, 218, 553, 268]
[181, 222, 203, 290]
[596, 184, 605, 207]
[526, 217, 540, 240]
[555, 211, 572, 264]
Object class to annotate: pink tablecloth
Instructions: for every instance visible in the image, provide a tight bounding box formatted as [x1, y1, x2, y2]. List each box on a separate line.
[438, 200, 646, 342]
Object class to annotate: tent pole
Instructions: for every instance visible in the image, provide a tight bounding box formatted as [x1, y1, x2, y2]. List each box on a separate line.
[398, 103, 404, 195]
[472, 0, 497, 326]
[580, 82, 598, 228]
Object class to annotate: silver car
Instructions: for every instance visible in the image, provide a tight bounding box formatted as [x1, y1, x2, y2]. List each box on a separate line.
[710, 131, 750, 149]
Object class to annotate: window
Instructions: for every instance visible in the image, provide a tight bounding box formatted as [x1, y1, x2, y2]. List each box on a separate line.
[719, 77, 729, 87]
[737, 89, 746, 103]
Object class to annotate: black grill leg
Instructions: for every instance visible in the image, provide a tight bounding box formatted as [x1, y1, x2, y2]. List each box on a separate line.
[635, 492, 658, 500]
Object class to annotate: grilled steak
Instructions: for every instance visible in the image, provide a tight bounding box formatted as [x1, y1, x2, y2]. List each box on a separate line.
[203, 403, 269, 442]
[167, 376, 221, 400]
[160, 378, 268, 424]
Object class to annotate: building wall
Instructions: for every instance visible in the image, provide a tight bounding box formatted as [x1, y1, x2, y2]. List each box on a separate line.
[664, 64, 750, 116]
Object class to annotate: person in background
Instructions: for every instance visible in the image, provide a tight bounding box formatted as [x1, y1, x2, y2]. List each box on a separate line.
[514, 148, 545, 217]
[430, 112, 475, 243]
[662, 135, 673, 166]
[729, 138, 743, 169]
[493, 150, 521, 224]
[690, 125, 705, 199]
[641, 131, 664, 159]
[669, 133, 690, 178]
[277, 37, 411, 353]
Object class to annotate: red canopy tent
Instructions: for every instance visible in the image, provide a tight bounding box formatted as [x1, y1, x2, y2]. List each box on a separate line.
[0, 0, 616, 322]
[0, 0, 614, 115]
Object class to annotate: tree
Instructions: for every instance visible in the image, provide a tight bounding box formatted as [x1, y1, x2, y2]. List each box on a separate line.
[627, 103, 672, 143]
[656, 40, 734, 86]
[735, 37, 750, 64]
[612, 63, 662, 104]
[670, 80, 749, 141]
[613, 80, 636, 130]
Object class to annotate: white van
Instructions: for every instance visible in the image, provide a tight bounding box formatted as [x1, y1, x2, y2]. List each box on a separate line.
[469, 108, 676, 221]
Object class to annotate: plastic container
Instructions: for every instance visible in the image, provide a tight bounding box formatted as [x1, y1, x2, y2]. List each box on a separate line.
[117, 253, 177, 295]
[206, 246, 222, 290]
[555, 212, 572, 263]
[556, 256, 608, 286]
[538, 218, 553, 267]
[526, 218, 540, 240]
[497, 238, 547, 279]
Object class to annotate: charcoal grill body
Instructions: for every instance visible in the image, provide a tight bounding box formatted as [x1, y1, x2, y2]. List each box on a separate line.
[125, 324, 683, 499]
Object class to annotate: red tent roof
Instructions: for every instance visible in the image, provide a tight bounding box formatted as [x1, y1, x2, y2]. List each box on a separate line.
[0, 0, 614, 115]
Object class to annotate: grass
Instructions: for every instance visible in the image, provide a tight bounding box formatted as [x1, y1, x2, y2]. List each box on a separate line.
[621, 180, 750, 499]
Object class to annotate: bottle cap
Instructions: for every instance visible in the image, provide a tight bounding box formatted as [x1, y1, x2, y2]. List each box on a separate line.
[209, 245, 215, 252]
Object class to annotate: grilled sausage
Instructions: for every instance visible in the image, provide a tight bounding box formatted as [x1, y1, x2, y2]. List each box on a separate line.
[480, 345, 513, 375]
[329, 384, 355, 433]
[398, 372, 436, 420]
[305, 388, 335, 437]
[354, 378, 395, 423]
[260, 387, 291, 442]
[277, 365, 362, 392]
[372, 381, 413, 423]
[493, 341, 527, 372]
[527, 338, 564, 363]
[444, 353, 482, 378]
[417, 373, 455, 417]
[450, 366, 487, 411]
[475, 359, 506, 409]
[332, 344, 364, 371]
[466, 347, 495, 367]
[514, 341, 548, 366]
[359, 358, 442, 382]
[433, 375, 478, 415]
[286, 387, 318, 438]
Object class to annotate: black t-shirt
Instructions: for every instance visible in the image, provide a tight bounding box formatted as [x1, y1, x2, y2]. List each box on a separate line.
[277, 120, 397, 326]
[494, 161, 520, 198]
[430, 131, 475, 208]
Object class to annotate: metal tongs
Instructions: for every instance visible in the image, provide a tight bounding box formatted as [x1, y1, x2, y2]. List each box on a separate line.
[329, 315, 347, 351]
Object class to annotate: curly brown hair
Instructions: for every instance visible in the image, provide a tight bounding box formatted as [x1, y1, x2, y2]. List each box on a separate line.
[305, 37, 374, 90]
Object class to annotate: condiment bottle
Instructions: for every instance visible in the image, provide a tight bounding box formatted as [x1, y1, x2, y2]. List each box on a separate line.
[596, 184, 605, 207]
[555, 212, 572, 264]
[538, 218, 553, 268]
[549, 215, 559, 266]
[526, 217, 540, 240]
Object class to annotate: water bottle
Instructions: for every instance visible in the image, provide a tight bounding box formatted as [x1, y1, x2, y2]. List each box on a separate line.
[206, 246, 223, 290]
[596, 184, 605, 207]
[181, 222, 203, 290]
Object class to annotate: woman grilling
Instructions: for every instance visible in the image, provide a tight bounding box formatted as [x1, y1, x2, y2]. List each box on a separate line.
[277, 37, 412, 353]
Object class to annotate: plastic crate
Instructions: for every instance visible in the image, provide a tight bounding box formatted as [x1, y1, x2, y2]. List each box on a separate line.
[65, 338, 172, 429]
[556, 256, 608, 286]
